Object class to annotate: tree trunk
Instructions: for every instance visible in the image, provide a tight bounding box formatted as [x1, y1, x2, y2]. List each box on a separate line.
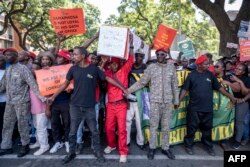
[219, 27, 238, 57]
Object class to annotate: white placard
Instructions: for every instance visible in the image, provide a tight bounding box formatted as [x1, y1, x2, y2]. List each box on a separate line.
[132, 32, 149, 63]
[97, 26, 128, 59]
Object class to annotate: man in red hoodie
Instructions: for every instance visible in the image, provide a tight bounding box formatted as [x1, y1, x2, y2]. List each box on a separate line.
[103, 34, 134, 163]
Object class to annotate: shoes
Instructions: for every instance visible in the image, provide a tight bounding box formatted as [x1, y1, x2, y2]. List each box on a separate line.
[50, 142, 63, 153]
[104, 146, 116, 154]
[136, 144, 146, 151]
[0, 149, 13, 156]
[147, 149, 155, 160]
[232, 141, 241, 150]
[65, 142, 70, 153]
[34, 145, 50, 156]
[94, 151, 106, 163]
[161, 149, 175, 160]
[241, 138, 249, 146]
[62, 153, 76, 164]
[76, 143, 84, 155]
[30, 137, 36, 144]
[185, 147, 193, 155]
[206, 147, 215, 156]
[29, 142, 40, 149]
[119, 155, 127, 163]
[17, 145, 30, 157]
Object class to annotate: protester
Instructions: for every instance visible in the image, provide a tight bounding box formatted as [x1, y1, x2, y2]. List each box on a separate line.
[126, 48, 147, 150]
[0, 48, 46, 157]
[50, 50, 71, 154]
[48, 46, 127, 164]
[29, 61, 50, 155]
[0, 55, 6, 143]
[179, 55, 237, 156]
[103, 34, 134, 163]
[127, 48, 179, 160]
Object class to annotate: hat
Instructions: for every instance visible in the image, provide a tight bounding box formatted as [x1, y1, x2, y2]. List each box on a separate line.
[3, 48, 18, 55]
[155, 48, 169, 54]
[195, 55, 208, 65]
[57, 50, 71, 61]
[29, 51, 36, 59]
[37, 51, 56, 64]
[135, 48, 145, 55]
[111, 57, 121, 64]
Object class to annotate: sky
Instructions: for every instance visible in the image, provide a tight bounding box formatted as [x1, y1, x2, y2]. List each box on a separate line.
[86, 0, 243, 23]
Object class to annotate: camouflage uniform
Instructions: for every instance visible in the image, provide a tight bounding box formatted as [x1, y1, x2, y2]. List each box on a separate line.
[0, 63, 45, 149]
[128, 62, 179, 150]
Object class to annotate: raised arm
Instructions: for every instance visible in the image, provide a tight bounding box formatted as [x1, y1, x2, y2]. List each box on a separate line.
[82, 31, 99, 49]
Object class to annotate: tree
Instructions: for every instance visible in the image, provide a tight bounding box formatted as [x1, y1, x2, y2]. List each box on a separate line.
[105, 0, 219, 56]
[192, 0, 250, 57]
[0, 0, 101, 51]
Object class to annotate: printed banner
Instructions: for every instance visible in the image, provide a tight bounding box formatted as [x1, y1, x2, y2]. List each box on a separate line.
[49, 8, 86, 36]
[35, 64, 73, 96]
[153, 24, 177, 50]
[97, 26, 129, 59]
[178, 39, 196, 59]
[239, 40, 250, 61]
[137, 70, 235, 146]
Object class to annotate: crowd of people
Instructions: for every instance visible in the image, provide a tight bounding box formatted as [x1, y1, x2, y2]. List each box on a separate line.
[0, 30, 249, 164]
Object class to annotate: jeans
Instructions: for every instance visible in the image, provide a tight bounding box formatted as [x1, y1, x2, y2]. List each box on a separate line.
[76, 103, 100, 144]
[242, 109, 250, 140]
[69, 105, 100, 154]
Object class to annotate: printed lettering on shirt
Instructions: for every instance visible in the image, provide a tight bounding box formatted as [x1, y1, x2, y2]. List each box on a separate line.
[87, 74, 93, 79]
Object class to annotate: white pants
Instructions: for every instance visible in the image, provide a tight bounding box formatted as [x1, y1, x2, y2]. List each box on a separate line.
[32, 113, 49, 148]
[126, 102, 144, 145]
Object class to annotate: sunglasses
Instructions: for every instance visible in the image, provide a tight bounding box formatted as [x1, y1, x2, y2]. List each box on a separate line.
[156, 53, 166, 57]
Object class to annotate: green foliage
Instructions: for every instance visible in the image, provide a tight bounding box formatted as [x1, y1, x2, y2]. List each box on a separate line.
[105, 0, 219, 56]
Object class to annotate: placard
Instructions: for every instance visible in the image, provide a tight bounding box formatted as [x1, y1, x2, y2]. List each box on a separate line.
[49, 8, 86, 36]
[240, 40, 250, 61]
[35, 64, 73, 96]
[178, 39, 195, 59]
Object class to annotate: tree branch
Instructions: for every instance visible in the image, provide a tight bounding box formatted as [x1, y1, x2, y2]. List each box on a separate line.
[234, 0, 250, 25]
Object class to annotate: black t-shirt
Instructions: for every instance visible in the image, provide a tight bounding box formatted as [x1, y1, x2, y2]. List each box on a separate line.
[129, 64, 147, 87]
[182, 70, 221, 112]
[233, 75, 250, 98]
[66, 64, 106, 108]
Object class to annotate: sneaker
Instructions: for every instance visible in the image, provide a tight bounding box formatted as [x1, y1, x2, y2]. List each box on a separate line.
[104, 146, 116, 154]
[76, 143, 83, 155]
[241, 138, 249, 146]
[65, 142, 70, 153]
[29, 142, 40, 149]
[119, 155, 127, 163]
[232, 141, 241, 149]
[50, 142, 63, 153]
[0, 149, 13, 156]
[161, 149, 175, 159]
[34, 145, 50, 156]
[62, 153, 76, 164]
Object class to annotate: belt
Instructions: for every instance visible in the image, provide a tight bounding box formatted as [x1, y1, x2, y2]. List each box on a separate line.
[110, 99, 127, 105]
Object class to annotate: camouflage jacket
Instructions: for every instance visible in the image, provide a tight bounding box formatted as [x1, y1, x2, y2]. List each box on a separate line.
[0, 63, 45, 104]
[128, 62, 179, 104]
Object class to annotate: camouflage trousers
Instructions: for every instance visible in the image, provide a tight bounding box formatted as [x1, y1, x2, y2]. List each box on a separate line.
[1, 103, 30, 149]
[149, 102, 172, 150]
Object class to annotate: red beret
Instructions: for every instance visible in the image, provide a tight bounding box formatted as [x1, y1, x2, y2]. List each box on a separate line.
[3, 48, 18, 55]
[111, 57, 121, 64]
[155, 48, 169, 54]
[29, 51, 36, 59]
[195, 55, 208, 65]
[57, 50, 71, 61]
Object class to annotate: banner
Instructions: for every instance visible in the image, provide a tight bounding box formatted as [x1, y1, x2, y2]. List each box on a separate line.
[239, 40, 250, 61]
[97, 26, 129, 59]
[178, 39, 196, 59]
[237, 21, 249, 40]
[137, 70, 235, 146]
[153, 24, 177, 50]
[49, 8, 86, 36]
[35, 64, 73, 96]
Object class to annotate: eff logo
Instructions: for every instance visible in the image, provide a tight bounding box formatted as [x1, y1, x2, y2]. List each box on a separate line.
[224, 151, 249, 167]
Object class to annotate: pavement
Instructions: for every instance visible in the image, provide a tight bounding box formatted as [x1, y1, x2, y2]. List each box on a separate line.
[0, 129, 249, 167]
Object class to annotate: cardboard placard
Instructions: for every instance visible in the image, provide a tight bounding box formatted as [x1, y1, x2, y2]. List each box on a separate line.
[240, 40, 250, 61]
[35, 64, 73, 96]
[49, 8, 86, 36]
[153, 24, 177, 50]
[97, 26, 129, 59]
